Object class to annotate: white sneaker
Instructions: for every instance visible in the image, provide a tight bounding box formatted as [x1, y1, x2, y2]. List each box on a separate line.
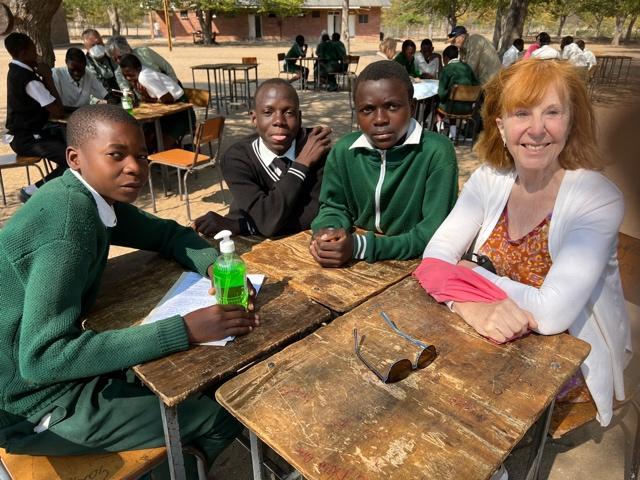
[24, 184, 38, 195]
[449, 125, 457, 140]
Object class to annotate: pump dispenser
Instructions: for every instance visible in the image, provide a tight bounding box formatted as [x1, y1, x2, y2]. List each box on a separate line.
[213, 230, 248, 308]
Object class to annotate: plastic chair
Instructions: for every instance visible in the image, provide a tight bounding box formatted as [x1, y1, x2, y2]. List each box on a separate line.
[0, 154, 48, 206]
[438, 84, 483, 147]
[148, 116, 226, 221]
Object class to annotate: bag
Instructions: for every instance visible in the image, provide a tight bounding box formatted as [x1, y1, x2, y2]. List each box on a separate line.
[460, 231, 497, 274]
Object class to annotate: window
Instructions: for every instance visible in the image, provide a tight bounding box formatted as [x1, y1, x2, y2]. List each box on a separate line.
[311, 11, 320, 18]
[358, 14, 368, 24]
[180, 10, 189, 19]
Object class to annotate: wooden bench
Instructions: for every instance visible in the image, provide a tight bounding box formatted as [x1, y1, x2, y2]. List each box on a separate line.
[0, 446, 167, 480]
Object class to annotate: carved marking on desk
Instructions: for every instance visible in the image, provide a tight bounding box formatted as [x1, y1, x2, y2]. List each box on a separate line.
[70, 467, 110, 480]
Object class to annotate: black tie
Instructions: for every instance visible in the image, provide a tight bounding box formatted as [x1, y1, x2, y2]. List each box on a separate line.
[274, 156, 292, 173]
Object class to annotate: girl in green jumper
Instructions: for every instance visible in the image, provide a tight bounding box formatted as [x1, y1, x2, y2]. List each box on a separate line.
[310, 61, 458, 266]
[0, 105, 258, 477]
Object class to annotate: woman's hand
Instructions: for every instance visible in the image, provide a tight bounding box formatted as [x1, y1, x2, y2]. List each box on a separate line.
[453, 298, 538, 344]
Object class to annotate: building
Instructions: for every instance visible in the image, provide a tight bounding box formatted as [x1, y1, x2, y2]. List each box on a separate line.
[153, 0, 389, 42]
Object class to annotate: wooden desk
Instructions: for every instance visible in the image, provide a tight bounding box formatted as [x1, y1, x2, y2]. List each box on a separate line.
[217, 277, 590, 480]
[86, 247, 330, 478]
[242, 231, 418, 313]
[618, 232, 640, 306]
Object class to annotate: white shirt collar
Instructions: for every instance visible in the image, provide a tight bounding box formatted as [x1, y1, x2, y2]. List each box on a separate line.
[257, 137, 297, 166]
[349, 118, 422, 151]
[10, 59, 34, 71]
[70, 169, 117, 227]
[448, 58, 461, 64]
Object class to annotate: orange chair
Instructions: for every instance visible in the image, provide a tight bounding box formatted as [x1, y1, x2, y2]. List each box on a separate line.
[147, 116, 226, 221]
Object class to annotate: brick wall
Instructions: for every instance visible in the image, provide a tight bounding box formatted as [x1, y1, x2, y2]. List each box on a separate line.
[154, 8, 382, 42]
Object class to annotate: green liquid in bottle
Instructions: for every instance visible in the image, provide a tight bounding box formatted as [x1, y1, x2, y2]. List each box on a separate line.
[213, 254, 248, 309]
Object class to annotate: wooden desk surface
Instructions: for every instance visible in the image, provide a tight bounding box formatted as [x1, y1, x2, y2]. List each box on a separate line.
[242, 231, 418, 313]
[132, 102, 193, 122]
[85, 246, 331, 407]
[217, 277, 590, 480]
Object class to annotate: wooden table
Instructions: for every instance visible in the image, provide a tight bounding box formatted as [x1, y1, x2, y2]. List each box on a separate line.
[190, 63, 232, 113]
[217, 277, 590, 480]
[132, 102, 194, 152]
[86, 246, 331, 479]
[242, 231, 419, 313]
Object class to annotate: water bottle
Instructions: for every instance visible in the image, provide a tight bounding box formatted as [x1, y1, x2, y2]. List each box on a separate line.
[121, 88, 134, 115]
[213, 230, 248, 309]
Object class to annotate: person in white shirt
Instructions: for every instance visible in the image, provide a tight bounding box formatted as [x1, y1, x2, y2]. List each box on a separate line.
[422, 58, 631, 428]
[52, 48, 109, 109]
[577, 40, 597, 69]
[502, 38, 524, 67]
[414, 38, 442, 79]
[119, 53, 193, 149]
[560, 35, 588, 67]
[531, 32, 560, 60]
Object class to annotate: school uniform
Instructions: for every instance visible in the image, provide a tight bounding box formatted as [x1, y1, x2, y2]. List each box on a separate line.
[221, 130, 325, 237]
[51, 66, 108, 108]
[0, 170, 242, 473]
[393, 52, 421, 78]
[437, 58, 479, 115]
[5, 60, 67, 186]
[415, 52, 441, 78]
[311, 119, 458, 262]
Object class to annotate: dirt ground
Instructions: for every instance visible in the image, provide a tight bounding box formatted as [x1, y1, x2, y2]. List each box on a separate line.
[0, 37, 639, 479]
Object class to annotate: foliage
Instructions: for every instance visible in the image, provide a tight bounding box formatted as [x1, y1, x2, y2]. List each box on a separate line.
[64, 0, 145, 26]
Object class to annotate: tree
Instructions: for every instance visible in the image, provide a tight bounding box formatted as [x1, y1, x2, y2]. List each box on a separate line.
[497, 0, 529, 56]
[578, 0, 610, 37]
[625, 14, 637, 42]
[413, 0, 471, 29]
[8, 0, 62, 66]
[64, 0, 145, 36]
[540, 0, 574, 37]
[259, 0, 304, 39]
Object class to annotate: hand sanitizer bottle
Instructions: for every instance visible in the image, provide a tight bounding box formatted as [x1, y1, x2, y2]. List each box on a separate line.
[213, 230, 248, 309]
[121, 88, 134, 115]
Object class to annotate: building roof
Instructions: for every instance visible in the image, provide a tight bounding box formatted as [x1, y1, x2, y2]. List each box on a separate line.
[302, 0, 390, 7]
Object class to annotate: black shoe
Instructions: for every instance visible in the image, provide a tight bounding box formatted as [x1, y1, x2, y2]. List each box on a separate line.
[18, 187, 31, 204]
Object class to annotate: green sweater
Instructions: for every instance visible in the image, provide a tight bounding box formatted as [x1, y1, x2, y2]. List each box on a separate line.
[311, 120, 458, 262]
[437, 59, 479, 115]
[0, 170, 217, 420]
[394, 52, 421, 78]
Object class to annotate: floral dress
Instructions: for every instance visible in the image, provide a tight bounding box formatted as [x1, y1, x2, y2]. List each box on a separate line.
[478, 206, 592, 403]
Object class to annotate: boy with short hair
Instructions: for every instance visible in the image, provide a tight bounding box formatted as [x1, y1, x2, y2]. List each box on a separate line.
[194, 78, 331, 238]
[310, 61, 458, 266]
[52, 47, 109, 109]
[0, 105, 257, 475]
[4, 32, 66, 202]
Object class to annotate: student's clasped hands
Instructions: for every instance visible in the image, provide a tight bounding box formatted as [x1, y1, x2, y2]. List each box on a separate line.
[310, 227, 353, 267]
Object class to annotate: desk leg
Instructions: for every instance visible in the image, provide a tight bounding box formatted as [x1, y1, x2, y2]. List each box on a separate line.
[524, 399, 555, 480]
[160, 400, 187, 480]
[250, 430, 265, 480]
[154, 119, 171, 196]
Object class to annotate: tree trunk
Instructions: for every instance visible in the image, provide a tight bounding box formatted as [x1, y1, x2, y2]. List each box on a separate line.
[595, 16, 603, 37]
[341, 0, 350, 54]
[106, 3, 121, 36]
[8, 0, 61, 66]
[611, 15, 626, 45]
[498, 0, 529, 57]
[447, 0, 457, 30]
[556, 14, 567, 37]
[196, 9, 214, 44]
[625, 15, 637, 43]
[492, 2, 505, 49]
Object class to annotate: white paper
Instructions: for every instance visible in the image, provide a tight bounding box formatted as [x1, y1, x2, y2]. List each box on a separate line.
[142, 272, 265, 346]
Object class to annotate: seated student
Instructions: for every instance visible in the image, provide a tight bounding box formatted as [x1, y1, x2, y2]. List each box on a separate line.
[106, 35, 180, 93]
[194, 78, 331, 238]
[502, 38, 524, 67]
[119, 53, 193, 149]
[0, 104, 257, 477]
[82, 28, 119, 92]
[310, 61, 458, 267]
[530, 32, 559, 60]
[284, 35, 309, 87]
[435, 45, 479, 139]
[560, 35, 587, 67]
[4, 32, 66, 203]
[414, 38, 442, 79]
[377, 37, 397, 60]
[331, 32, 347, 72]
[52, 47, 109, 110]
[315, 33, 340, 91]
[393, 39, 422, 78]
[577, 40, 597, 69]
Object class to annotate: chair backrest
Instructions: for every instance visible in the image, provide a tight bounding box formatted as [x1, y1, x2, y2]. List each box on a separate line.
[277, 53, 286, 73]
[183, 88, 210, 108]
[347, 55, 360, 74]
[450, 84, 483, 103]
[192, 116, 225, 168]
[242, 56, 257, 64]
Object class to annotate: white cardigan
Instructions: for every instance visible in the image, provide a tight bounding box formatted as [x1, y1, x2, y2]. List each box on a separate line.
[423, 165, 632, 426]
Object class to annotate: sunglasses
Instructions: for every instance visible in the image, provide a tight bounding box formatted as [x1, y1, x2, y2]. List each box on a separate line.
[353, 312, 437, 383]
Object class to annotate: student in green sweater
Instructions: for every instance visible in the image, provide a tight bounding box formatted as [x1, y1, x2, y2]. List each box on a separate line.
[0, 105, 258, 476]
[310, 61, 458, 266]
[393, 39, 422, 78]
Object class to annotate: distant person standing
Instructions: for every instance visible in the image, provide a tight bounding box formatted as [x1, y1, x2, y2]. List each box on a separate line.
[415, 38, 442, 79]
[502, 38, 524, 67]
[448, 25, 501, 85]
[81, 29, 119, 92]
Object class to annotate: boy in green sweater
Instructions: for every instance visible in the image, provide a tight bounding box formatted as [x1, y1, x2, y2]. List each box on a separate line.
[0, 105, 258, 475]
[310, 61, 458, 266]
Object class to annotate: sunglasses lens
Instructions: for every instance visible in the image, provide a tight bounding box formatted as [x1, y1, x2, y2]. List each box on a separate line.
[385, 359, 413, 383]
[416, 345, 437, 369]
